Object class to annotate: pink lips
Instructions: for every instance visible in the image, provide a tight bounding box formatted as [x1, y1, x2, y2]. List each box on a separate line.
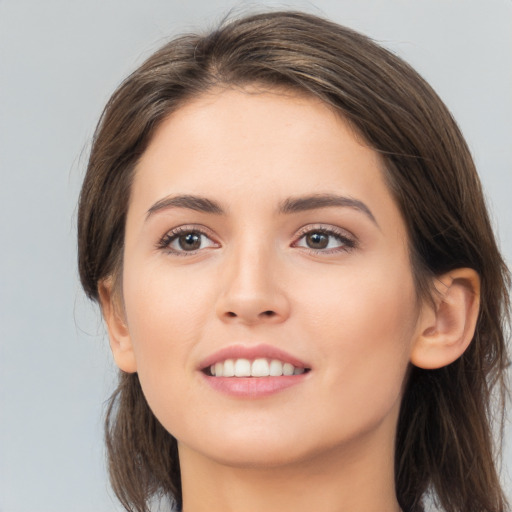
[199, 344, 310, 398]
[199, 344, 308, 370]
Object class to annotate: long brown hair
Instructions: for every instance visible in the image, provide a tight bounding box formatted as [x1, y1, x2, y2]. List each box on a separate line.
[77, 11, 510, 512]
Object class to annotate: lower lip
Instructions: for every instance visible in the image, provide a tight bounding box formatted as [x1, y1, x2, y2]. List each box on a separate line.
[201, 374, 308, 398]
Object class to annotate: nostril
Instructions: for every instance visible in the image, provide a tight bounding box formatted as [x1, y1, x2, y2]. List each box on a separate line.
[221, 309, 282, 322]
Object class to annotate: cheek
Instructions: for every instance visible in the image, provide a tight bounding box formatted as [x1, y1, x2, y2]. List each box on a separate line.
[120, 261, 222, 432]
[298, 256, 417, 409]
[300, 252, 417, 342]
[122, 260, 216, 377]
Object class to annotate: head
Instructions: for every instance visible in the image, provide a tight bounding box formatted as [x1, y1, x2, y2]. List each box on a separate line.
[77, 11, 510, 512]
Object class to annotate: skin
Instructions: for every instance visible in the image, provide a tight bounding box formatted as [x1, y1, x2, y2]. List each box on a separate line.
[100, 87, 480, 512]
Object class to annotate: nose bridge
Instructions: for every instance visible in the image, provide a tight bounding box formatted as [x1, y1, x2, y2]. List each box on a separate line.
[216, 229, 289, 324]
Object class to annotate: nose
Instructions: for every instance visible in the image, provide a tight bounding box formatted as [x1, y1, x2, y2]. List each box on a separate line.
[215, 244, 290, 326]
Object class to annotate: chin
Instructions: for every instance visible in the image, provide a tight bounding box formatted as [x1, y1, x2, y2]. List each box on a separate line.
[177, 421, 339, 470]
[199, 441, 313, 470]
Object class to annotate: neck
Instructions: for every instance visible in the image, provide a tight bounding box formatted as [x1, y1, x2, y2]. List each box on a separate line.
[179, 422, 401, 512]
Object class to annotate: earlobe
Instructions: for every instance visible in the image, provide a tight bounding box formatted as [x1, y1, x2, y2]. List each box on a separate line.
[411, 268, 480, 370]
[98, 278, 138, 373]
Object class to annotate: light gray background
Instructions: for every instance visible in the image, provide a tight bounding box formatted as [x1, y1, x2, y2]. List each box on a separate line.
[1, 1, 511, 511]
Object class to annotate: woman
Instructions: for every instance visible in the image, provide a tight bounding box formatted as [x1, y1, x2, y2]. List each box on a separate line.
[77, 11, 510, 512]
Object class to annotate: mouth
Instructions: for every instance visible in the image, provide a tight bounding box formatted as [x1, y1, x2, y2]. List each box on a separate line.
[198, 344, 311, 397]
[203, 358, 311, 378]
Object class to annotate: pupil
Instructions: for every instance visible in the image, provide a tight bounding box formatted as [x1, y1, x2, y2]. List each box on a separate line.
[179, 233, 201, 250]
[307, 232, 328, 249]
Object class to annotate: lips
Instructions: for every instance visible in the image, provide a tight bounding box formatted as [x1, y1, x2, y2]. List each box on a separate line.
[199, 344, 310, 375]
[208, 358, 306, 377]
[199, 344, 311, 397]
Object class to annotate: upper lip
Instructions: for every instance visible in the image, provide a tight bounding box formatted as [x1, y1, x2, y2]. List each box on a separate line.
[198, 344, 310, 371]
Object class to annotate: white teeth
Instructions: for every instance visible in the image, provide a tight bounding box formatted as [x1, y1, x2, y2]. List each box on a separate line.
[209, 358, 307, 377]
[269, 359, 283, 376]
[234, 358, 251, 377]
[223, 359, 235, 377]
[251, 358, 270, 377]
[283, 363, 294, 376]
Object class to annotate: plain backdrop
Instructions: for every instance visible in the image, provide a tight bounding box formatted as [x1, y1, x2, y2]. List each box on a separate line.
[1, 1, 511, 511]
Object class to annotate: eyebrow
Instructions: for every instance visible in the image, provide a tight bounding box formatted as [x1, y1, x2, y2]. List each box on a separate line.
[147, 194, 225, 218]
[278, 194, 378, 226]
[146, 192, 378, 226]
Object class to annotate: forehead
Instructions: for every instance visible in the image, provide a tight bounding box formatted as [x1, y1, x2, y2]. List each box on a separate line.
[129, 87, 403, 234]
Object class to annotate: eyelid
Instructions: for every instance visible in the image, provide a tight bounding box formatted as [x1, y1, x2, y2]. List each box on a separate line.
[292, 224, 358, 252]
[156, 223, 356, 255]
[156, 224, 220, 255]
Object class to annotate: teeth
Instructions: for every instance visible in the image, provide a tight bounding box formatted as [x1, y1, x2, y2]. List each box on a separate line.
[208, 358, 307, 377]
[234, 358, 251, 377]
[251, 358, 270, 377]
[269, 359, 283, 376]
[223, 359, 235, 377]
[283, 363, 294, 376]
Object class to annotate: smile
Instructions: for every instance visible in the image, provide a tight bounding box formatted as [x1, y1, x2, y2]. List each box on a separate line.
[199, 344, 311, 397]
[208, 358, 308, 377]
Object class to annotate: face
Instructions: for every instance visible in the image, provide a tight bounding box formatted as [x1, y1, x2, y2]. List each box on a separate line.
[113, 87, 426, 469]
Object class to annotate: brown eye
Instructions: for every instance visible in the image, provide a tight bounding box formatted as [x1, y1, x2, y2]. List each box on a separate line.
[178, 232, 202, 251]
[305, 232, 329, 249]
[294, 227, 355, 253]
[159, 228, 218, 254]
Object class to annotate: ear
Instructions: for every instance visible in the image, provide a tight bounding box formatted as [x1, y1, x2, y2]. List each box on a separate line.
[98, 277, 137, 373]
[411, 268, 480, 370]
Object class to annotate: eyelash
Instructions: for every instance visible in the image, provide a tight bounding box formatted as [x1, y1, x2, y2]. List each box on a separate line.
[156, 224, 357, 256]
[156, 225, 219, 256]
[292, 225, 357, 254]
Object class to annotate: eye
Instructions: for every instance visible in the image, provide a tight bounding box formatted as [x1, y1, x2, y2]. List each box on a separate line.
[157, 227, 219, 254]
[293, 226, 356, 253]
